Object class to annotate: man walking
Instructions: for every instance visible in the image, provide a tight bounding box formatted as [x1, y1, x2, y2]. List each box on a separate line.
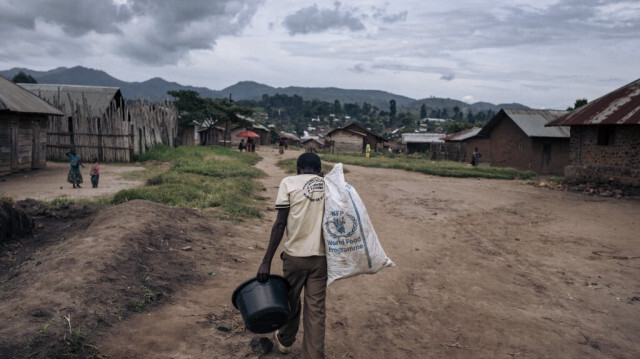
[257, 153, 326, 359]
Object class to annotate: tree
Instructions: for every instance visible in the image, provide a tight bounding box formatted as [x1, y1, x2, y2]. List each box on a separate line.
[420, 103, 427, 119]
[567, 98, 588, 110]
[12, 71, 37, 83]
[168, 90, 252, 146]
[389, 99, 397, 118]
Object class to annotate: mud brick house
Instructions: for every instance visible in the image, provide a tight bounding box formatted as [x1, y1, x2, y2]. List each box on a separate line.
[547, 78, 640, 185]
[444, 127, 490, 164]
[0, 77, 64, 175]
[326, 122, 386, 153]
[477, 109, 570, 174]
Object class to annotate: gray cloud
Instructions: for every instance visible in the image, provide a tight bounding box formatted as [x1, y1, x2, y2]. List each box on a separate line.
[0, 0, 265, 65]
[440, 73, 455, 81]
[282, 2, 366, 35]
[371, 6, 408, 24]
[348, 63, 367, 73]
[0, 0, 131, 35]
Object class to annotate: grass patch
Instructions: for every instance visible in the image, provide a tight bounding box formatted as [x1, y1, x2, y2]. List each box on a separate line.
[112, 145, 265, 220]
[319, 153, 537, 180]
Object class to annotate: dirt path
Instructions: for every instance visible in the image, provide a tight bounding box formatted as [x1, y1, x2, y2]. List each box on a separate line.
[95, 148, 639, 358]
[0, 162, 145, 201]
[2, 148, 639, 358]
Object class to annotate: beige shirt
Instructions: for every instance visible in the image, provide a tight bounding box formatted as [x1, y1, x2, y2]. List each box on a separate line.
[275, 174, 326, 257]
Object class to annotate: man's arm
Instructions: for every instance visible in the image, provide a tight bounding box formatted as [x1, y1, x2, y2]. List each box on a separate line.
[256, 208, 289, 282]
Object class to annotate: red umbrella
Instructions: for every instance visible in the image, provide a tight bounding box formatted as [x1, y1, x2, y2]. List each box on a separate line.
[236, 130, 260, 138]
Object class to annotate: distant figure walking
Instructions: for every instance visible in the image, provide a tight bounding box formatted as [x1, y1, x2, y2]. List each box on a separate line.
[90, 158, 100, 188]
[66, 150, 85, 188]
[279, 138, 286, 155]
[471, 147, 482, 166]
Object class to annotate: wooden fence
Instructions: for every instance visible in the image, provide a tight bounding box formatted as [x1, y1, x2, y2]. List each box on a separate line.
[45, 95, 177, 162]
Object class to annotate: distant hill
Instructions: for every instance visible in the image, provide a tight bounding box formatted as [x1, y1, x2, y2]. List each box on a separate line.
[0, 66, 528, 112]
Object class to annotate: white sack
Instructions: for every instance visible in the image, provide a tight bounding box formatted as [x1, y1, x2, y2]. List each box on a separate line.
[323, 163, 395, 286]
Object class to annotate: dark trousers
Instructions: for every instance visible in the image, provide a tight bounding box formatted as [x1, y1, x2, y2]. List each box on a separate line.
[278, 252, 327, 359]
[91, 175, 99, 188]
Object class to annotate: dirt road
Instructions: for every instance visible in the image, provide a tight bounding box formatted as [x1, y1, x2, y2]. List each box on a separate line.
[1, 161, 145, 201]
[1, 147, 639, 358]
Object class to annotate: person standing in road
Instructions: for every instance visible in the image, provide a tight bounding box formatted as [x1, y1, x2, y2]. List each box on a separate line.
[66, 150, 85, 188]
[90, 158, 100, 188]
[257, 153, 326, 359]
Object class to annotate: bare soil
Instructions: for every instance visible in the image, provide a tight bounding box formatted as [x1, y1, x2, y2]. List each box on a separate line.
[1, 148, 639, 359]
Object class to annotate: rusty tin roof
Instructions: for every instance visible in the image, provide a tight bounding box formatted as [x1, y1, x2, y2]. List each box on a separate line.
[548, 78, 640, 126]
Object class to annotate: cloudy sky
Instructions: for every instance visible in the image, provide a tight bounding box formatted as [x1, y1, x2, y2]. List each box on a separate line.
[1, 0, 639, 109]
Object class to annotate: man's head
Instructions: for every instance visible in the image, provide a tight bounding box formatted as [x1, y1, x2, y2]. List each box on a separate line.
[297, 153, 322, 175]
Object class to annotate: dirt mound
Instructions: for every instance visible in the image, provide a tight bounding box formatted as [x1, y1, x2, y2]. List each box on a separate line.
[0, 199, 227, 358]
[0, 197, 33, 242]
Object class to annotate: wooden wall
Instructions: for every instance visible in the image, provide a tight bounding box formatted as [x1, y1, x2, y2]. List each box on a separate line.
[0, 114, 48, 176]
[45, 97, 177, 162]
[328, 130, 364, 153]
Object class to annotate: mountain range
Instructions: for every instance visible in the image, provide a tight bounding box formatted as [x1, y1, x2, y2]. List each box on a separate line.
[0, 66, 528, 113]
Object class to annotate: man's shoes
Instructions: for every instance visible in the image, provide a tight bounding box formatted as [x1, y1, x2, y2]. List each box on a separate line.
[274, 330, 291, 354]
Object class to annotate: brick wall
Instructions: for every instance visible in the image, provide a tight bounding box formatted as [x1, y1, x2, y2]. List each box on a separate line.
[565, 125, 640, 185]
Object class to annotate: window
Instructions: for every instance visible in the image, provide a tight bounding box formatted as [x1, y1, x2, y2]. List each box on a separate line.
[518, 141, 524, 150]
[597, 126, 615, 146]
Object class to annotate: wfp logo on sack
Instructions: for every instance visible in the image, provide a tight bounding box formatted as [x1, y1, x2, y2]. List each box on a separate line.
[324, 210, 358, 240]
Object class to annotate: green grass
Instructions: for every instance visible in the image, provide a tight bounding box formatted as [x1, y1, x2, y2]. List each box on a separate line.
[111, 145, 265, 220]
[43, 145, 266, 220]
[318, 153, 537, 180]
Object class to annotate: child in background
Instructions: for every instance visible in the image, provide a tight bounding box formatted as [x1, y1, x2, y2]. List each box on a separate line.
[90, 158, 100, 188]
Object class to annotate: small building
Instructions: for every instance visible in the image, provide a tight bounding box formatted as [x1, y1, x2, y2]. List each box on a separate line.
[445, 127, 490, 164]
[0, 76, 64, 175]
[478, 109, 569, 174]
[251, 124, 271, 146]
[325, 122, 386, 153]
[401, 133, 445, 154]
[302, 137, 324, 152]
[279, 132, 302, 147]
[547, 78, 640, 185]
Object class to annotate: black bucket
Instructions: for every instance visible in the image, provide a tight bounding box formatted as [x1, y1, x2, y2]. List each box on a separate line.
[231, 275, 291, 334]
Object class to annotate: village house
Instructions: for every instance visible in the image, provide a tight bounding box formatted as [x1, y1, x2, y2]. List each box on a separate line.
[302, 137, 324, 152]
[444, 127, 490, 164]
[325, 122, 386, 153]
[19, 83, 177, 162]
[401, 133, 445, 153]
[279, 132, 302, 147]
[477, 109, 570, 174]
[546, 78, 640, 185]
[0, 77, 64, 175]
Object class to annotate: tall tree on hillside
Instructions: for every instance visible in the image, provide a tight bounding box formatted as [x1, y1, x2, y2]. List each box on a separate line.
[389, 99, 397, 119]
[12, 71, 37, 83]
[420, 103, 427, 119]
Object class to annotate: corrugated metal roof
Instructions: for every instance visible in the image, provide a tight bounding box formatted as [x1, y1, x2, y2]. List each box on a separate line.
[444, 127, 482, 141]
[0, 76, 64, 116]
[18, 83, 122, 118]
[548, 78, 640, 126]
[402, 133, 446, 144]
[479, 109, 570, 138]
